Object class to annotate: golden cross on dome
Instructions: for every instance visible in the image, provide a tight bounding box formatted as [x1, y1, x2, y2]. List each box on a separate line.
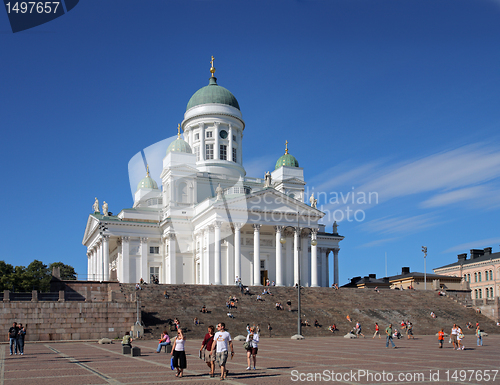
[210, 55, 216, 77]
[177, 123, 181, 138]
[146, 164, 150, 177]
[285, 140, 289, 155]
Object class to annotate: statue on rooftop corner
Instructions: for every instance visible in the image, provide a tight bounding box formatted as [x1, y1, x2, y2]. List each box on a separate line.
[264, 171, 272, 188]
[93, 197, 100, 213]
[309, 193, 317, 208]
[333, 221, 338, 234]
[102, 201, 108, 216]
[216, 184, 223, 201]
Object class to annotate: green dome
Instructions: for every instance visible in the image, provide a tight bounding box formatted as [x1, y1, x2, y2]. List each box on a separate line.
[186, 77, 240, 111]
[167, 136, 192, 154]
[275, 153, 299, 170]
[137, 175, 158, 190]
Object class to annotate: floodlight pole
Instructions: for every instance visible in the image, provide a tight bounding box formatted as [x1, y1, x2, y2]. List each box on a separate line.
[422, 246, 427, 290]
[297, 210, 301, 337]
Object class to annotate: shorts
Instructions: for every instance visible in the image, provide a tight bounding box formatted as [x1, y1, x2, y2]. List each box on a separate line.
[205, 349, 215, 363]
[216, 351, 228, 367]
[247, 347, 258, 355]
[451, 335, 458, 344]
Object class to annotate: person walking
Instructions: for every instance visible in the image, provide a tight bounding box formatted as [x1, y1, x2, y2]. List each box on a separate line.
[438, 328, 445, 348]
[200, 325, 216, 378]
[476, 325, 483, 346]
[171, 329, 187, 378]
[268, 323, 272, 338]
[355, 322, 365, 338]
[385, 324, 396, 348]
[214, 322, 234, 381]
[245, 326, 259, 370]
[373, 322, 381, 339]
[8, 322, 19, 355]
[451, 324, 459, 350]
[156, 330, 170, 353]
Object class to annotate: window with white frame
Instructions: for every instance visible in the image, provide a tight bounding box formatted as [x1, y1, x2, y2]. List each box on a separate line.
[150, 246, 159, 254]
[194, 146, 200, 161]
[233, 134, 236, 142]
[206, 131, 212, 138]
[232, 148, 237, 162]
[206, 144, 214, 159]
[220, 144, 227, 160]
[195, 133, 199, 140]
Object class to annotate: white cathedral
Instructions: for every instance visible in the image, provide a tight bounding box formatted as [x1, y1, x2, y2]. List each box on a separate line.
[82, 59, 343, 287]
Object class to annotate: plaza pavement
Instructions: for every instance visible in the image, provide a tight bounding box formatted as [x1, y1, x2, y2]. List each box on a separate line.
[1, 335, 499, 385]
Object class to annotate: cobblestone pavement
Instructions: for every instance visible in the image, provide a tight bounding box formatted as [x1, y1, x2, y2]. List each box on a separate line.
[1, 335, 499, 384]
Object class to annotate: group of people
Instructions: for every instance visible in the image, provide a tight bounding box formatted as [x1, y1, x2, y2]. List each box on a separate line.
[199, 322, 236, 380]
[8, 322, 26, 356]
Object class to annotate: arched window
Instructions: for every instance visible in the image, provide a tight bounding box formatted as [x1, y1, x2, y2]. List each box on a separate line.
[490, 270, 493, 281]
[478, 272, 482, 282]
[178, 182, 188, 203]
[479, 289, 482, 299]
[467, 274, 470, 282]
[474, 289, 478, 299]
[485, 271, 488, 281]
[474, 272, 477, 282]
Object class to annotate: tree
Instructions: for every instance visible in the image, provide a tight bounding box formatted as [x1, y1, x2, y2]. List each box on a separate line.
[49, 262, 77, 280]
[25, 260, 51, 292]
[0, 261, 14, 291]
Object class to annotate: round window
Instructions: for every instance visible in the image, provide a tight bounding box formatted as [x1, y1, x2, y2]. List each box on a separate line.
[219, 130, 228, 139]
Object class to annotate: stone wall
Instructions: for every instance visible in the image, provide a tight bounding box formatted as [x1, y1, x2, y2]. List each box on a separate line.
[0, 300, 138, 341]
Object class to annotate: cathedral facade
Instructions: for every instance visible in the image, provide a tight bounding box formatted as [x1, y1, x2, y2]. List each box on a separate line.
[82, 60, 343, 286]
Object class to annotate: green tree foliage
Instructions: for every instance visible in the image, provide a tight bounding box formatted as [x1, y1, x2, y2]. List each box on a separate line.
[49, 262, 77, 280]
[0, 260, 76, 292]
[0, 261, 14, 291]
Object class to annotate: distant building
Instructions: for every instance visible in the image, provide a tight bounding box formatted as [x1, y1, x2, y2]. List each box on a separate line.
[343, 267, 464, 291]
[434, 247, 499, 300]
[389, 267, 464, 291]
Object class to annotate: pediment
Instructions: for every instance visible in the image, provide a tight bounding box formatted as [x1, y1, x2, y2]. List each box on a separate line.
[82, 215, 99, 245]
[212, 188, 323, 218]
[275, 177, 306, 186]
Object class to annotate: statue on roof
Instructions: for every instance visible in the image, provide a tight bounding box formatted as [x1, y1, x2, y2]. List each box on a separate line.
[309, 193, 317, 208]
[216, 184, 223, 201]
[102, 201, 108, 216]
[264, 171, 272, 188]
[332, 221, 338, 234]
[93, 197, 100, 213]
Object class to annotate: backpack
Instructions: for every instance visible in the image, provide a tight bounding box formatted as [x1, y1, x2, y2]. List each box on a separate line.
[243, 341, 250, 350]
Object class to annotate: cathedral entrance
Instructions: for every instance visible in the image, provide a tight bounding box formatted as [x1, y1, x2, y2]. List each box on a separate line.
[261, 270, 268, 286]
[149, 266, 159, 283]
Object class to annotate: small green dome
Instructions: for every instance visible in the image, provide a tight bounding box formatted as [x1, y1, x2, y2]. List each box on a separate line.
[186, 77, 240, 111]
[275, 153, 299, 170]
[167, 136, 192, 154]
[137, 176, 158, 190]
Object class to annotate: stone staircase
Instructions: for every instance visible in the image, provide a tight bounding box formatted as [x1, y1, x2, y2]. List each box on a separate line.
[118, 283, 498, 339]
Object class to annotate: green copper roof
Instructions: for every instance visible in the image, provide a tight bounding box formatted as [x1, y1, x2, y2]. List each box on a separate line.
[137, 175, 158, 191]
[186, 77, 240, 111]
[167, 137, 192, 154]
[275, 153, 299, 170]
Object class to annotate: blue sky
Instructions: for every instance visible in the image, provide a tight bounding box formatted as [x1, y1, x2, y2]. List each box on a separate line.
[1, 0, 500, 285]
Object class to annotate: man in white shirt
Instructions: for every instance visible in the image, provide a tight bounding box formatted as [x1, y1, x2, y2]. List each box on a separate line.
[213, 322, 234, 380]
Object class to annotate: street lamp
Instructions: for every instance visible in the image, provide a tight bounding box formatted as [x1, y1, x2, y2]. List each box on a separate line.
[280, 211, 318, 338]
[422, 246, 427, 290]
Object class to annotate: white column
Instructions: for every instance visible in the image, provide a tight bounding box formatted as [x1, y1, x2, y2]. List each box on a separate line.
[234, 223, 242, 284]
[214, 222, 222, 285]
[275, 226, 283, 286]
[140, 237, 148, 283]
[228, 124, 233, 162]
[324, 249, 329, 287]
[103, 235, 110, 281]
[285, 233, 293, 286]
[238, 132, 243, 164]
[333, 248, 339, 286]
[253, 224, 261, 286]
[200, 230, 206, 284]
[91, 248, 96, 281]
[214, 122, 220, 160]
[96, 241, 102, 281]
[168, 234, 177, 284]
[199, 123, 205, 161]
[120, 237, 129, 283]
[87, 252, 91, 280]
[294, 227, 300, 286]
[301, 236, 309, 287]
[311, 230, 318, 287]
